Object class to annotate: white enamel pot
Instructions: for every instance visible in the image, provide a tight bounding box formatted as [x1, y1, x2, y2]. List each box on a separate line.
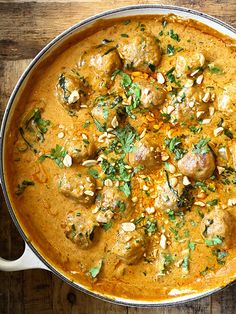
[0, 4, 236, 307]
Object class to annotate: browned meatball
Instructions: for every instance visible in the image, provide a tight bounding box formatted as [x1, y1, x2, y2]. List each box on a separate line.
[112, 227, 146, 264]
[56, 72, 88, 111]
[96, 187, 128, 213]
[155, 178, 185, 212]
[128, 137, 161, 169]
[118, 32, 161, 73]
[79, 45, 122, 90]
[178, 150, 215, 180]
[65, 211, 98, 249]
[65, 135, 97, 164]
[201, 209, 234, 249]
[59, 169, 96, 206]
[91, 95, 124, 129]
[136, 78, 166, 108]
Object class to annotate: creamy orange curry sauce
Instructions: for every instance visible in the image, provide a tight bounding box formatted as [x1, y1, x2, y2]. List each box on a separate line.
[4, 15, 236, 301]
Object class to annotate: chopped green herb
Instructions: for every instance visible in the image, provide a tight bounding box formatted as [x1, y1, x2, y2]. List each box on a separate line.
[212, 249, 228, 265]
[224, 128, 233, 139]
[205, 235, 223, 246]
[39, 145, 67, 168]
[192, 137, 210, 154]
[145, 219, 157, 235]
[167, 44, 175, 56]
[83, 120, 90, 128]
[121, 33, 129, 38]
[206, 199, 218, 206]
[182, 256, 189, 272]
[188, 241, 196, 251]
[15, 180, 34, 195]
[88, 168, 99, 179]
[102, 222, 112, 231]
[208, 64, 222, 74]
[123, 19, 131, 25]
[164, 136, 187, 160]
[89, 260, 103, 278]
[189, 126, 202, 134]
[169, 29, 180, 42]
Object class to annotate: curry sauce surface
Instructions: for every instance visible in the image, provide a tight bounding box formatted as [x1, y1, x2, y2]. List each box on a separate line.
[4, 15, 236, 301]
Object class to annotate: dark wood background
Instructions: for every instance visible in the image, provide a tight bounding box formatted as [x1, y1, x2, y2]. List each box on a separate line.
[0, 1, 236, 313]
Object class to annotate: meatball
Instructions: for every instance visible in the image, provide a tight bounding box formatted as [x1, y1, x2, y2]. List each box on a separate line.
[118, 32, 161, 73]
[128, 137, 161, 169]
[91, 95, 124, 128]
[65, 211, 98, 249]
[59, 169, 96, 205]
[79, 45, 122, 90]
[178, 150, 215, 180]
[65, 135, 97, 164]
[155, 178, 185, 212]
[112, 227, 146, 264]
[201, 209, 234, 248]
[170, 85, 209, 123]
[57, 72, 88, 111]
[135, 78, 166, 108]
[96, 187, 128, 213]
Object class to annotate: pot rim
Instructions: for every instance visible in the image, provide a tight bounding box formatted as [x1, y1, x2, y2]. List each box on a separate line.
[1, 3, 236, 307]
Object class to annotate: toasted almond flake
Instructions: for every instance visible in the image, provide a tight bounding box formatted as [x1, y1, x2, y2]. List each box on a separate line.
[160, 234, 167, 249]
[184, 79, 194, 88]
[146, 207, 155, 214]
[190, 69, 200, 77]
[92, 206, 99, 214]
[211, 93, 216, 101]
[111, 115, 119, 128]
[228, 198, 236, 206]
[98, 133, 107, 143]
[188, 101, 195, 108]
[82, 159, 97, 167]
[183, 176, 191, 186]
[214, 127, 224, 137]
[201, 119, 211, 125]
[140, 128, 147, 139]
[82, 133, 88, 140]
[217, 166, 225, 175]
[142, 185, 149, 191]
[167, 105, 175, 114]
[197, 192, 207, 199]
[84, 190, 94, 196]
[199, 53, 205, 66]
[196, 111, 205, 119]
[194, 201, 205, 207]
[168, 163, 176, 174]
[68, 90, 80, 104]
[107, 133, 116, 139]
[58, 132, 64, 139]
[202, 92, 211, 103]
[156, 72, 165, 84]
[96, 210, 114, 223]
[80, 104, 88, 108]
[209, 106, 215, 116]
[115, 181, 120, 187]
[161, 155, 169, 161]
[196, 74, 204, 85]
[121, 222, 136, 232]
[104, 179, 113, 187]
[132, 196, 138, 203]
[170, 177, 178, 187]
[63, 154, 72, 167]
[146, 115, 155, 122]
[59, 124, 64, 129]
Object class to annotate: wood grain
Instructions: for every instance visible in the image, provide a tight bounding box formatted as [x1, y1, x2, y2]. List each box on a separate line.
[0, 1, 235, 313]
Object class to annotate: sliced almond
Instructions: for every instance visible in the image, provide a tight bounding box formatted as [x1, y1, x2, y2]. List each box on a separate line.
[82, 159, 97, 167]
[156, 72, 165, 84]
[228, 198, 236, 206]
[194, 201, 205, 207]
[217, 166, 225, 175]
[63, 154, 72, 167]
[146, 207, 155, 214]
[84, 190, 94, 196]
[121, 222, 136, 232]
[196, 74, 204, 85]
[58, 132, 64, 139]
[202, 92, 211, 103]
[160, 234, 167, 249]
[111, 115, 119, 129]
[214, 127, 224, 137]
[183, 176, 191, 186]
[68, 90, 80, 104]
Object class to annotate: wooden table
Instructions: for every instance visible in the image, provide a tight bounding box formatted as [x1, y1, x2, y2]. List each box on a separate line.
[0, 1, 236, 313]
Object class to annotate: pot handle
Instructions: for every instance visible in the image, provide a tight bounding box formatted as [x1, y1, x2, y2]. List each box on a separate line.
[0, 242, 49, 271]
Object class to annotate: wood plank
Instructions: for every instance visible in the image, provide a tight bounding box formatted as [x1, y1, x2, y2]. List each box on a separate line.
[0, 1, 236, 61]
[52, 276, 128, 314]
[211, 284, 236, 314]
